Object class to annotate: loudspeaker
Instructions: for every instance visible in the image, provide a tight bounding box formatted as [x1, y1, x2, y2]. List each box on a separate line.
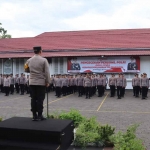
[0, 117, 74, 150]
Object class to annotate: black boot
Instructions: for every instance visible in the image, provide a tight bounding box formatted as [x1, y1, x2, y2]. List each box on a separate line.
[32, 112, 38, 121]
[38, 112, 46, 121]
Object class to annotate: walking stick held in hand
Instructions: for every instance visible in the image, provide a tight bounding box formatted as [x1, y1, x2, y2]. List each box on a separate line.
[46, 87, 49, 118]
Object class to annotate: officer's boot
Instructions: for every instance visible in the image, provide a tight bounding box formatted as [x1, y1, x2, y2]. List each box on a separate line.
[38, 112, 46, 121]
[32, 112, 38, 121]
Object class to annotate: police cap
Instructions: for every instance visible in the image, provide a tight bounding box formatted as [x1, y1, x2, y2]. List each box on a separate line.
[33, 46, 42, 53]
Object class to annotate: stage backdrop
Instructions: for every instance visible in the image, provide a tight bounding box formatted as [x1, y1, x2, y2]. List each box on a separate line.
[67, 56, 140, 73]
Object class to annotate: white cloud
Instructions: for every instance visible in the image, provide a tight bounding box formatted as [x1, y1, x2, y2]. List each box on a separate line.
[0, 0, 150, 38]
[63, 0, 150, 30]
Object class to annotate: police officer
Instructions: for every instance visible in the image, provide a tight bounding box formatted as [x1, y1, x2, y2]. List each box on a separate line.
[61, 75, 69, 96]
[122, 74, 127, 97]
[116, 73, 124, 99]
[9, 74, 15, 94]
[19, 73, 26, 95]
[91, 74, 96, 96]
[83, 74, 92, 99]
[54, 74, 62, 98]
[15, 74, 20, 93]
[109, 73, 116, 97]
[4, 75, 10, 96]
[133, 74, 140, 97]
[132, 74, 137, 96]
[76, 74, 84, 97]
[69, 75, 75, 94]
[25, 46, 50, 121]
[96, 74, 105, 97]
[140, 73, 149, 100]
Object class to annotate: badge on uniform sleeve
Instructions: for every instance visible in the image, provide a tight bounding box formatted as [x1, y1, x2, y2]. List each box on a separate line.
[24, 63, 30, 73]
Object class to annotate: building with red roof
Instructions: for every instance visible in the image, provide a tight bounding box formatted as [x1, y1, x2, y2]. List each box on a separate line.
[0, 28, 150, 89]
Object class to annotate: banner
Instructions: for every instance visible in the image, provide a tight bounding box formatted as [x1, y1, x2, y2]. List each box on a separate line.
[68, 56, 140, 73]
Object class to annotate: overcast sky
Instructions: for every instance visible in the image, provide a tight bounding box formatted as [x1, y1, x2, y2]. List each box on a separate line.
[0, 0, 150, 38]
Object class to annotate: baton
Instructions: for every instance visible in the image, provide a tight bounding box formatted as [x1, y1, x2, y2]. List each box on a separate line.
[46, 87, 49, 118]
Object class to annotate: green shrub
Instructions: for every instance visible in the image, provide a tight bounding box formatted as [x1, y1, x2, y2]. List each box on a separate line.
[74, 117, 99, 148]
[74, 117, 104, 148]
[98, 124, 115, 146]
[0, 118, 2, 122]
[109, 124, 146, 150]
[58, 109, 87, 128]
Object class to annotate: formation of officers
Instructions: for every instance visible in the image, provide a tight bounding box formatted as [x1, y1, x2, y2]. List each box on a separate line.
[0, 73, 30, 96]
[50, 72, 149, 100]
[0, 72, 149, 100]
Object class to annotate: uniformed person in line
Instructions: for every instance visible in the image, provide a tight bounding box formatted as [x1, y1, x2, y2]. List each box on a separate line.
[69, 75, 75, 94]
[127, 57, 138, 70]
[96, 74, 105, 97]
[121, 74, 127, 97]
[54, 74, 62, 98]
[115, 73, 124, 99]
[139, 74, 143, 95]
[140, 73, 149, 100]
[4, 75, 10, 96]
[25, 46, 50, 121]
[145, 73, 149, 98]
[19, 73, 26, 95]
[1, 74, 4, 93]
[9, 74, 15, 94]
[132, 74, 137, 96]
[109, 73, 116, 97]
[132, 74, 140, 97]
[76, 74, 84, 97]
[83, 74, 92, 99]
[91, 74, 96, 96]
[61, 74, 69, 96]
[15, 74, 20, 93]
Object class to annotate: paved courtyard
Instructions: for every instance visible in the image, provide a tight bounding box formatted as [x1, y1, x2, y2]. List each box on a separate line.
[0, 90, 150, 149]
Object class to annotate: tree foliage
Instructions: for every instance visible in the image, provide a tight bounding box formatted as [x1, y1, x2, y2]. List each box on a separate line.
[0, 23, 11, 39]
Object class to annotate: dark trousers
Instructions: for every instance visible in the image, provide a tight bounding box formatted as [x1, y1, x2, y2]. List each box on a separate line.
[110, 85, 115, 97]
[70, 86, 73, 94]
[5, 86, 9, 96]
[117, 86, 122, 98]
[78, 86, 83, 96]
[15, 83, 19, 93]
[56, 86, 61, 97]
[20, 84, 24, 94]
[97, 85, 103, 96]
[135, 86, 140, 97]
[85, 86, 91, 98]
[1, 84, 4, 92]
[62, 86, 67, 96]
[121, 87, 125, 97]
[10, 84, 14, 94]
[30, 85, 45, 114]
[91, 86, 96, 96]
[142, 86, 147, 98]
[133, 86, 136, 96]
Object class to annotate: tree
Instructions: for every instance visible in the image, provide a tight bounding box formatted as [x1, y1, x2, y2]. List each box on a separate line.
[0, 23, 11, 39]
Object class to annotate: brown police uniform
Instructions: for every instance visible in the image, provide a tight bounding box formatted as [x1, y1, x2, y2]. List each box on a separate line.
[25, 47, 50, 120]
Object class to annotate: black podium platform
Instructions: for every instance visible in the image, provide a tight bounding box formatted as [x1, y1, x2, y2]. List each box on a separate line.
[0, 117, 74, 150]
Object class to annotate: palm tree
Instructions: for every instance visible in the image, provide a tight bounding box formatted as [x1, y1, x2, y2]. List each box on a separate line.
[0, 23, 11, 39]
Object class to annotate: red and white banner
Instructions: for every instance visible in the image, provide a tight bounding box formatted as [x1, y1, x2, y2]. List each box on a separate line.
[67, 56, 140, 73]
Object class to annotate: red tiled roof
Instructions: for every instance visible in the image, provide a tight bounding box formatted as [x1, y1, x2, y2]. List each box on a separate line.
[1, 50, 150, 58]
[0, 28, 150, 58]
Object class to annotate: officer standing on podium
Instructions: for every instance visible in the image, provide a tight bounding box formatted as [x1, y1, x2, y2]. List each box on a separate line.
[25, 46, 50, 121]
